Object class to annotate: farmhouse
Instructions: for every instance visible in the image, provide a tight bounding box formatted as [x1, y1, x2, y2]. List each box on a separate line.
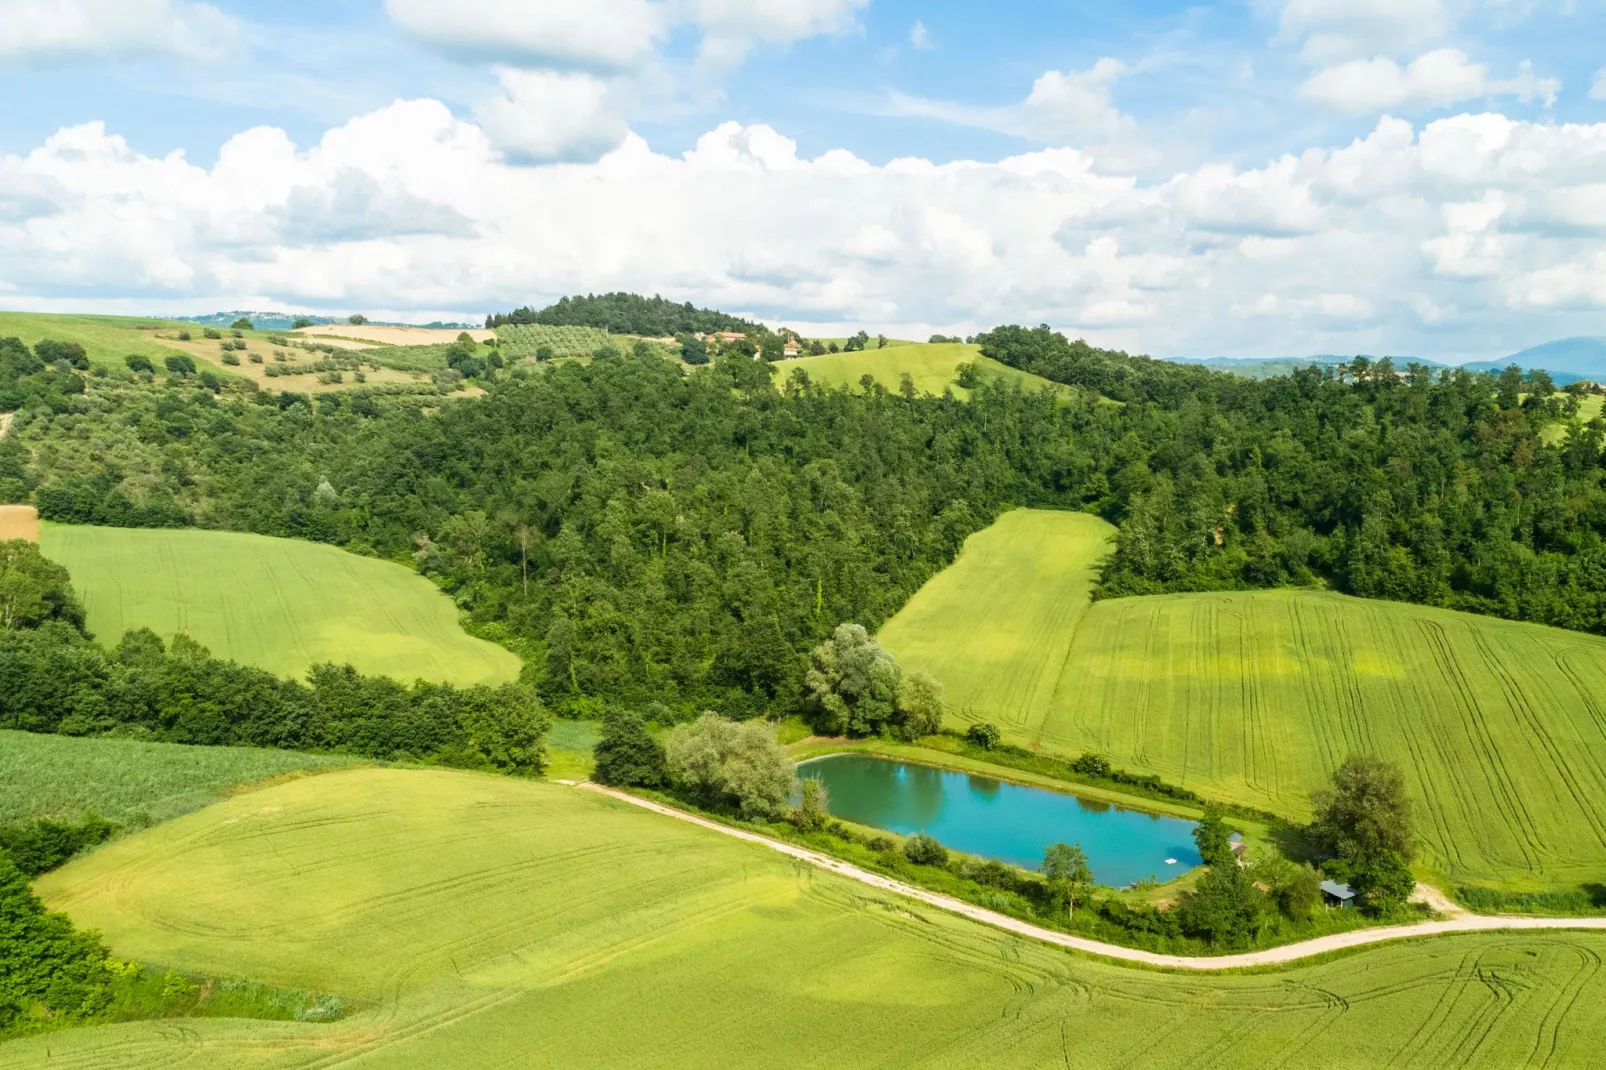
[1321, 880, 1357, 908]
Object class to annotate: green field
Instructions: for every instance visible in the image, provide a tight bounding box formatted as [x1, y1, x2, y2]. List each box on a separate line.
[880, 509, 1606, 891]
[9, 766, 1606, 1067]
[38, 524, 522, 686]
[0, 312, 194, 372]
[774, 343, 1074, 399]
[0, 730, 354, 826]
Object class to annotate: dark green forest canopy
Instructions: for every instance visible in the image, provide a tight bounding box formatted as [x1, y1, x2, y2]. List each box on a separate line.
[486, 293, 768, 337]
[12, 327, 1606, 718]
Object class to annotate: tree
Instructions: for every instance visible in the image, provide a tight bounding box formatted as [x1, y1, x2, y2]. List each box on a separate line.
[1181, 857, 1266, 946]
[0, 540, 85, 632]
[0, 852, 112, 1030]
[1310, 756, 1414, 866]
[163, 354, 196, 377]
[1042, 842, 1093, 921]
[231, 317, 254, 331]
[678, 335, 709, 365]
[292, 317, 312, 329]
[759, 334, 786, 362]
[966, 722, 1001, 749]
[1354, 850, 1415, 914]
[665, 713, 796, 818]
[897, 670, 945, 738]
[348, 314, 368, 325]
[124, 354, 155, 375]
[1192, 805, 1234, 868]
[592, 710, 668, 787]
[794, 776, 829, 831]
[34, 340, 88, 369]
[455, 683, 549, 775]
[805, 623, 902, 735]
[904, 832, 948, 866]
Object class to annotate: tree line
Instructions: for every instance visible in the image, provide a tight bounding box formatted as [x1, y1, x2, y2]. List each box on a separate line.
[486, 293, 767, 337]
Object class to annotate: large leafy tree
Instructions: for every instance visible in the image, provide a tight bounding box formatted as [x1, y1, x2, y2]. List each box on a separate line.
[1310, 755, 1415, 866]
[0, 540, 85, 633]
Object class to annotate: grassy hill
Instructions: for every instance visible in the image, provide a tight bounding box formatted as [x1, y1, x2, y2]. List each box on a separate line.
[774, 342, 1075, 399]
[0, 312, 195, 373]
[14, 765, 1606, 1066]
[879, 510, 1606, 892]
[39, 524, 521, 686]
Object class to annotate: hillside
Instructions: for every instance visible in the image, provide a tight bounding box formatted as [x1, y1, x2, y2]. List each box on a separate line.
[38, 524, 521, 686]
[774, 342, 1076, 399]
[14, 765, 1606, 1066]
[0, 312, 194, 373]
[1466, 337, 1606, 383]
[880, 510, 1606, 891]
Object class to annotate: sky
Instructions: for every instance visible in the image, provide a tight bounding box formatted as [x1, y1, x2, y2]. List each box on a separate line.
[1, 0, 1604, 359]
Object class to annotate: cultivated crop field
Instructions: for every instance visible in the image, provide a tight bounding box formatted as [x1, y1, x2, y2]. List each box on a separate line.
[12, 765, 1606, 1068]
[38, 524, 522, 686]
[496, 323, 614, 360]
[0, 505, 38, 541]
[879, 509, 1116, 719]
[879, 510, 1606, 891]
[775, 342, 1074, 399]
[0, 730, 354, 826]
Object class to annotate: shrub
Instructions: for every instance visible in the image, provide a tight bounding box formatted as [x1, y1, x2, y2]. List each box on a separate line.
[666, 713, 795, 819]
[249, 354, 264, 364]
[163, 354, 196, 377]
[1071, 753, 1112, 778]
[202, 328, 222, 340]
[230, 330, 243, 339]
[0, 815, 113, 876]
[231, 317, 253, 330]
[292, 317, 312, 329]
[903, 833, 948, 867]
[592, 710, 668, 788]
[221, 352, 241, 366]
[868, 835, 896, 853]
[793, 777, 830, 831]
[176, 330, 191, 341]
[966, 722, 1001, 750]
[124, 354, 155, 375]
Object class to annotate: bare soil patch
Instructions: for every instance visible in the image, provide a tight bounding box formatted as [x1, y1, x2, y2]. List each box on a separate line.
[294, 325, 494, 346]
[0, 505, 40, 542]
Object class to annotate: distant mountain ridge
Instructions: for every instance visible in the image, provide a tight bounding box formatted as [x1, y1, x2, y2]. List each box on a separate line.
[1169, 340, 1606, 385]
[177, 311, 478, 330]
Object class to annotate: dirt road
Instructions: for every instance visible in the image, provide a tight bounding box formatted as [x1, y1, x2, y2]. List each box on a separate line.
[580, 783, 1606, 971]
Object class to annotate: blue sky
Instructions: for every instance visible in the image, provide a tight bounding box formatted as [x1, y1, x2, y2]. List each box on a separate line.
[1, 0, 1604, 359]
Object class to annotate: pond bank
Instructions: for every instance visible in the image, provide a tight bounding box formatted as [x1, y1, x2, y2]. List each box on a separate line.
[580, 783, 1606, 971]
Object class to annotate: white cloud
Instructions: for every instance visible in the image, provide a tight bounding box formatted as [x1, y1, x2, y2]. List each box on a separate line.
[1276, 0, 1453, 63]
[687, 0, 868, 42]
[909, 21, 934, 50]
[1299, 50, 1560, 115]
[0, 0, 237, 65]
[384, 0, 669, 71]
[5, 105, 1606, 358]
[476, 69, 629, 162]
[1592, 69, 1606, 102]
[887, 59, 1136, 146]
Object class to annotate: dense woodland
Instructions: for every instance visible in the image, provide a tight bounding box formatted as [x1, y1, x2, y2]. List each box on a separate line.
[6, 313, 1606, 721]
[486, 293, 766, 337]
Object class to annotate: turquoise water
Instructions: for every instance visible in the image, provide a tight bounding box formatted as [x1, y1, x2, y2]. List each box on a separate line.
[798, 755, 1202, 887]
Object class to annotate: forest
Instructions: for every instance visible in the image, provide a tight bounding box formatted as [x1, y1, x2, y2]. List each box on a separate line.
[486, 293, 766, 337]
[7, 318, 1606, 721]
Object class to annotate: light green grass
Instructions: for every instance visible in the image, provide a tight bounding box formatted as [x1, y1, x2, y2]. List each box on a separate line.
[774, 343, 1074, 400]
[0, 730, 354, 825]
[15, 766, 1606, 1067]
[879, 509, 1117, 719]
[38, 524, 522, 686]
[0, 312, 195, 372]
[880, 510, 1606, 891]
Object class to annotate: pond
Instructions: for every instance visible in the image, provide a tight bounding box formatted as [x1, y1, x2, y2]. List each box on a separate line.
[797, 755, 1202, 888]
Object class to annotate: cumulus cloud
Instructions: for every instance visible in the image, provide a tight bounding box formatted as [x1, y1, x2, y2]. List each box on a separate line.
[910, 21, 935, 51]
[1276, 0, 1452, 63]
[5, 103, 1606, 357]
[384, 0, 668, 71]
[0, 0, 237, 65]
[1299, 50, 1561, 114]
[1592, 69, 1606, 102]
[476, 69, 630, 162]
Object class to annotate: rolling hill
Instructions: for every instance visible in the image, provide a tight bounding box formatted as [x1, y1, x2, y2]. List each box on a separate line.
[38, 524, 521, 686]
[774, 342, 1076, 399]
[879, 509, 1606, 892]
[13, 765, 1606, 1067]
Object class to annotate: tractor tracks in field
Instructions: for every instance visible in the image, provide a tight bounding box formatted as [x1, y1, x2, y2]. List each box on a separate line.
[579, 783, 1606, 972]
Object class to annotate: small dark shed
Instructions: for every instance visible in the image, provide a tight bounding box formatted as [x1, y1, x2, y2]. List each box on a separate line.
[1320, 880, 1357, 908]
